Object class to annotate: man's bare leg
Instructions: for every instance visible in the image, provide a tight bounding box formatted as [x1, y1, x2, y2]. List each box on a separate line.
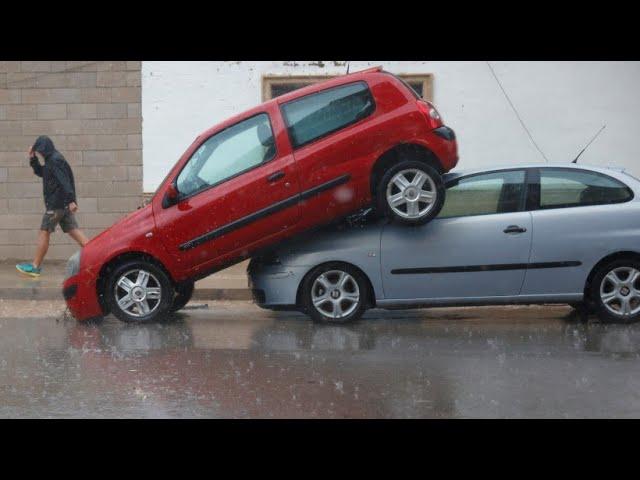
[68, 228, 89, 247]
[33, 230, 50, 268]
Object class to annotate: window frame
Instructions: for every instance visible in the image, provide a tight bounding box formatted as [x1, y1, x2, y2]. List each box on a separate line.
[279, 80, 377, 150]
[173, 112, 278, 203]
[438, 168, 530, 219]
[262, 73, 434, 102]
[528, 167, 634, 211]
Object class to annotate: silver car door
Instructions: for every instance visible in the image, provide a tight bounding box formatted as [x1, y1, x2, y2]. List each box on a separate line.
[521, 167, 637, 296]
[381, 169, 532, 300]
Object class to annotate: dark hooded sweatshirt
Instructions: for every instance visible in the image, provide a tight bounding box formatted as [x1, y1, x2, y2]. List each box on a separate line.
[29, 136, 77, 210]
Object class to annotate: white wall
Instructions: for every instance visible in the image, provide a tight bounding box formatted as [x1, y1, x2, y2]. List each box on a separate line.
[142, 61, 640, 192]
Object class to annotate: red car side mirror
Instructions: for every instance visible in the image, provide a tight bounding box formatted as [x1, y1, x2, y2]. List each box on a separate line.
[162, 183, 179, 209]
[167, 183, 179, 200]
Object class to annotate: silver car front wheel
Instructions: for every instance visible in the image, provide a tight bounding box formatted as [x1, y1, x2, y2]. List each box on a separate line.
[302, 263, 369, 324]
[311, 270, 360, 320]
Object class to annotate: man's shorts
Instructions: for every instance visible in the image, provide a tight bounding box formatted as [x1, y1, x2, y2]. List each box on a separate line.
[40, 208, 78, 233]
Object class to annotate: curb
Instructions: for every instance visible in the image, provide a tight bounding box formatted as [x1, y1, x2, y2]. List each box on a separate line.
[0, 288, 253, 301]
[193, 289, 252, 301]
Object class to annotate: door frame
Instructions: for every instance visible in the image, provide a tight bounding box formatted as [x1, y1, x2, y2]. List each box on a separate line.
[380, 167, 534, 301]
[166, 112, 280, 206]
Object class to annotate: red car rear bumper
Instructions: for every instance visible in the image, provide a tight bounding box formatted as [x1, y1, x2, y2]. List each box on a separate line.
[426, 126, 459, 172]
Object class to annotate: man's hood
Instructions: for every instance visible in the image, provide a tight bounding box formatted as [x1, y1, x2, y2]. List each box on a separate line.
[32, 135, 56, 158]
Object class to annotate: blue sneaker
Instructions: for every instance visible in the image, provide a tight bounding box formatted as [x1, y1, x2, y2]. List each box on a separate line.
[16, 263, 41, 277]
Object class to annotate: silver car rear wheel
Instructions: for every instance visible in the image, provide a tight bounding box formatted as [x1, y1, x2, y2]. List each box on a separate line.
[599, 266, 640, 317]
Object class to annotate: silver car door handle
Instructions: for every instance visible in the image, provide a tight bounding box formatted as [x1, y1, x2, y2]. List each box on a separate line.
[503, 225, 527, 234]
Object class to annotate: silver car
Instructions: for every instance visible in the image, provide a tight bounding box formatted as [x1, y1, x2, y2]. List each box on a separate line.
[248, 164, 640, 324]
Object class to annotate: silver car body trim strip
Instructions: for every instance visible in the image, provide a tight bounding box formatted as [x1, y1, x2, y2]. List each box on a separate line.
[376, 293, 583, 308]
[391, 261, 582, 275]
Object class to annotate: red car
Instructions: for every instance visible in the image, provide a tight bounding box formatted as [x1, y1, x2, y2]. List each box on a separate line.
[63, 66, 459, 322]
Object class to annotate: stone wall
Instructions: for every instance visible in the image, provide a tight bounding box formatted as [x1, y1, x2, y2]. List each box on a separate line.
[0, 61, 142, 261]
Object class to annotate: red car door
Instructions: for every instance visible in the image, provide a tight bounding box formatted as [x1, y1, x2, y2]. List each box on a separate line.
[278, 81, 382, 227]
[153, 105, 300, 278]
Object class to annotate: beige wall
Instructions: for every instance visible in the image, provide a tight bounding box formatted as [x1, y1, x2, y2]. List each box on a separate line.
[0, 61, 143, 261]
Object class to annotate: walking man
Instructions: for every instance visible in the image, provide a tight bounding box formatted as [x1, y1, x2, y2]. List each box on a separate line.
[16, 136, 89, 277]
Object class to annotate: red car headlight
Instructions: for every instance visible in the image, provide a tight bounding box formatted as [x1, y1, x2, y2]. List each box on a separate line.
[65, 251, 82, 280]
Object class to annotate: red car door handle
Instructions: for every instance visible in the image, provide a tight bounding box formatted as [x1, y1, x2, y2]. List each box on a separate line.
[267, 171, 285, 183]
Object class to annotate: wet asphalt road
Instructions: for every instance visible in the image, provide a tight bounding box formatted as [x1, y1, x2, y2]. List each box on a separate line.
[1, 301, 640, 418]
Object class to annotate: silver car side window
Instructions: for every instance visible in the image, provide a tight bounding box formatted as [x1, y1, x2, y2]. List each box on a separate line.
[539, 169, 632, 209]
[438, 170, 526, 219]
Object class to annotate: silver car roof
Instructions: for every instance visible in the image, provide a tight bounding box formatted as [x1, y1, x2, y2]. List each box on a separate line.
[265, 163, 640, 260]
[445, 162, 635, 182]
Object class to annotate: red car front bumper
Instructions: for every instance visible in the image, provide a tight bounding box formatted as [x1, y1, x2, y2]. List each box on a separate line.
[63, 269, 103, 321]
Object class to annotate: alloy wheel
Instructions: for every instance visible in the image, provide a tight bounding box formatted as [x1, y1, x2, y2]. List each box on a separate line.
[599, 266, 640, 317]
[311, 270, 360, 319]
[386, 168, 437, 219]
[114, 269, 163, 317]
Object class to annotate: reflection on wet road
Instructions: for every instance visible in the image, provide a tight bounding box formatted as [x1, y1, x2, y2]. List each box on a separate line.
[1, 302, 640, 418]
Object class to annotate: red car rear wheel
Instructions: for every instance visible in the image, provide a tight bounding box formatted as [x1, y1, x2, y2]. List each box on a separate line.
[377, 160, 445, 226]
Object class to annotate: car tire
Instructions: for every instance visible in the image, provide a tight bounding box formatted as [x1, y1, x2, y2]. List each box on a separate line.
[301, 262, 369, 324]
[376, 160, 445, 226]
[171, 280, 195, 312]
[589, 258, 640, 324]
[105, 260, 174, 323]
[569, 301, 596, 315]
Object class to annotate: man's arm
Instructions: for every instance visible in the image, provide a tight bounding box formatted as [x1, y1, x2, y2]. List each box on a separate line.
[29, 155, 43, 177]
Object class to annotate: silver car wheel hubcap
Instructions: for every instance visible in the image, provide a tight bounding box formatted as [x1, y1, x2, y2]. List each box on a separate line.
[386, 168, 437, 219]
[600, 266, 640, 317]
[311, 270, 360, 319]
[115, 269, 162, 317]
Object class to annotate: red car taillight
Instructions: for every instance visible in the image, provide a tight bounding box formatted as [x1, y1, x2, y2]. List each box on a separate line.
[416, 100, 444, 130]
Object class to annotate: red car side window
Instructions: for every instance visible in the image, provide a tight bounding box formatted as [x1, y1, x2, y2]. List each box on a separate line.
[280, 81, 375, 149]
[176, 113, 276, 198]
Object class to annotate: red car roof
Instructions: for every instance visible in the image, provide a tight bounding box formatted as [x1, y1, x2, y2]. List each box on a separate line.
[196, 66, 383, 141]
[272, 66, 383, 105]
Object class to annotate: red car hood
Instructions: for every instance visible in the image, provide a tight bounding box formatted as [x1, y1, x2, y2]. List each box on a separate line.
[93, 204, 153, 243]
[80, 203, 159, 274]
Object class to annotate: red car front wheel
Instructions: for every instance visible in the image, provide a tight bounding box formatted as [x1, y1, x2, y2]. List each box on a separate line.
[105, 260, 174, 323]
